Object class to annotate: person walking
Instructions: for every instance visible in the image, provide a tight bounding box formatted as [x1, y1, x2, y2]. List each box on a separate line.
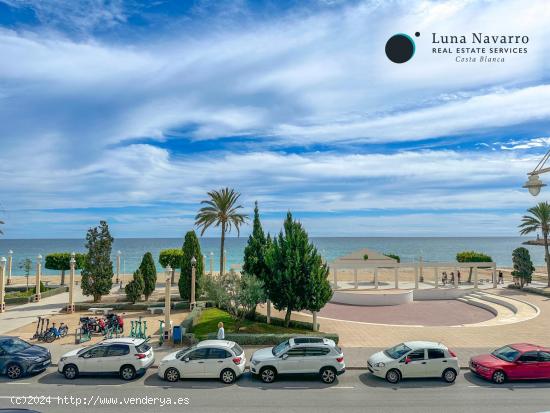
[498, 271, 504, 285]
[217, 321, 225, 340]
[457, 270, 461, 284]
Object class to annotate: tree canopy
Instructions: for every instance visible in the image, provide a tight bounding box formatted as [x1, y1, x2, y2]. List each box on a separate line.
[139, 252, 157, 300]
[179, 230, 204, 301]
[45, 252, 86, 285]
[511, 247, 534, 289]
[81, 221, 114, 302]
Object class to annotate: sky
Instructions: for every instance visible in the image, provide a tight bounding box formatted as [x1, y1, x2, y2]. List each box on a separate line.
[0, 0, 550, 238]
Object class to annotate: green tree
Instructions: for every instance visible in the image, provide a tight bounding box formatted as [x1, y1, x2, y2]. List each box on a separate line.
[179, 230, 204, 301]
[45, 252, 86, 285]
[125, 269, 144, 303]
[195, 187, 248, 275]
[520, 202, 550, 287]
[384, 253, 400, 263]
[456, 251, 493, 283]
[18, 258, 33, 291]
[159, 249, 182, 285]
[139, 252, 157, 300]
[242, 202, 270, 318]
[266, 212, 333, 327]
[511, 247, 534, 289]
[81, 220, 114, 302]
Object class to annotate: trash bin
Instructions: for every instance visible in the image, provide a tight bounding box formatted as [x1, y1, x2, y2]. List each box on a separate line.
[172, 325, 182, 344]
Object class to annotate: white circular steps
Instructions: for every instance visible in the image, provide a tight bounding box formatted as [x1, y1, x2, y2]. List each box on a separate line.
[456, 291, 539, 327]
[331, 289, 413, 306]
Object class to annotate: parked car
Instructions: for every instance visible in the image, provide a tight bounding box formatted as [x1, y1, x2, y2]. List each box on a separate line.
[367, 341, 459, 384]
[58, 337, 154, 380]
[0, 336, 51, 379]
[250, 337, 345, 384]
[158, 340, 246, 384]
[470, 343, 550, 384]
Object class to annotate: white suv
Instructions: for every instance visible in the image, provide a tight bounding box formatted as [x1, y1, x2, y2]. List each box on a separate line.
[58, 338, 154, 380]
[158, 340, 246, 384]
[367, 341, 459, 384]
[250, 337, 345, 384]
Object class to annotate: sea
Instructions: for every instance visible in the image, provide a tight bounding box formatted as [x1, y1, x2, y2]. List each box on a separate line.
[0, 237, 545, 276]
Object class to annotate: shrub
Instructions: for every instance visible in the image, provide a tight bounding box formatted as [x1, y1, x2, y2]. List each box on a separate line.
[125, 270, 144, 304]
[139, 252, 157, 300]
[204, 332, 339, 345]
[384, 253, 400, 263]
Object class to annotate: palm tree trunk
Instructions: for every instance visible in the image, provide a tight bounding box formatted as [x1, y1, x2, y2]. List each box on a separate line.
[220, 221, 226, 276]
[61, 269, 66, 285]
[544, 232, 550, 288]
[284, 308, 292, 327]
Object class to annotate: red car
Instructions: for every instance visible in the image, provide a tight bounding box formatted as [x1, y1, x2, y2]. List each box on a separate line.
[470, 343, 550, 384]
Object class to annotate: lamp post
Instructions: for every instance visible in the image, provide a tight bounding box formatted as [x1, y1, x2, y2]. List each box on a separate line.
[116, 250, 121, 284]
[209, 252, 214, 275]
[523, 149, 550, 196]
[190, 256, 197, 310]
[6, 250, 12, 285]
[164, 265, 172, 342]
[34, 255, 42, 302]
[68, 252, 76, 313]
[0, 257, 6, 313]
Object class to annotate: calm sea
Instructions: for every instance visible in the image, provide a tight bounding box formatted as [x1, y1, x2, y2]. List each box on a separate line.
[0, 237, 544, 276]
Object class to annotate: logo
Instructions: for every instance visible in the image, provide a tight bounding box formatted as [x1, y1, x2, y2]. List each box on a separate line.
[385, 32, 420, 63]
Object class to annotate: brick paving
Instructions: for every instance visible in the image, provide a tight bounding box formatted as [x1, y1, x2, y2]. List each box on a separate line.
[260, 288, 550, 348]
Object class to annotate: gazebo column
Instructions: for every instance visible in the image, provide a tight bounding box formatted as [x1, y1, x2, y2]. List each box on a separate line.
[332, 267, 338, 289]
[454, 267, 459, 288]
[394, 268, 399, 289]
[354, 269, 358, 289]
[374, 268, 379, 289]
[414, 266, 419, 289]
[492, 266, 497, 288]
[474, 267, 479, 289]
[434, 267, 439, 289]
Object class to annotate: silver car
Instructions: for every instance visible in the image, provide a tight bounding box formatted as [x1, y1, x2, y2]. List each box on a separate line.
[250, 337, 345, 384]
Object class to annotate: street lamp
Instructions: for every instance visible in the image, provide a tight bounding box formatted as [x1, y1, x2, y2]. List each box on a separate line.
[524, 149, 550, 196]
[116, 250, 121, 284]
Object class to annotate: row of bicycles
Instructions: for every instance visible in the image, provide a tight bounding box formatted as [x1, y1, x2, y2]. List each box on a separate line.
[32, 317, 69, 343]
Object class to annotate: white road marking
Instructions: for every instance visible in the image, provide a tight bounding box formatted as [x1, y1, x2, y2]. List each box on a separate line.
[330, 386, 355, 389]
[5, 382, 30, 384]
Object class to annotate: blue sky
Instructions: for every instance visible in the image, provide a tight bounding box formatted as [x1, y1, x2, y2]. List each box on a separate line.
[0, 0, 550, 238]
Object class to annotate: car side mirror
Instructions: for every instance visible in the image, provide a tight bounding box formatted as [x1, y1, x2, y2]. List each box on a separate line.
[281, 353, 289, 360]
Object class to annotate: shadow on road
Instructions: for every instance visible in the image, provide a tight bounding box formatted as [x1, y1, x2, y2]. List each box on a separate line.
[143, 372, 337, 391]
[463, 371, 550, 388]
[37, 371, 140, 386]
[359, 372, 454, 389]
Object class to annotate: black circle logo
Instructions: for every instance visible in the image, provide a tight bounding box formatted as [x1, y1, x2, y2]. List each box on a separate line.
[385, 33, 417, 63]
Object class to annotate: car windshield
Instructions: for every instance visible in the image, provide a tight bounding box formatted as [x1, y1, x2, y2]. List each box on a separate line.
[0, 338, 32, 354]
[492, 346, 521, 362]
[176, 347, 190, 358]
[272, 340, 290, 356]
[384, 343, 412, 359]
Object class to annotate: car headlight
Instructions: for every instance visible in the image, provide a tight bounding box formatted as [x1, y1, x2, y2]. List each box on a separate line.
[375, 362, 385, 368]
[251, 359, 260, 365]
[477, 365, 491, 372]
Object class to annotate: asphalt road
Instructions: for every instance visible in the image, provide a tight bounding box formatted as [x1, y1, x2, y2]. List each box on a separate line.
[0, 368, 550, 413]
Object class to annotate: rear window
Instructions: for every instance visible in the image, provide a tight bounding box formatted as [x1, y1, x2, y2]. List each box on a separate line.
[231, 343, 244, 356]
[136, 342, 151, 353]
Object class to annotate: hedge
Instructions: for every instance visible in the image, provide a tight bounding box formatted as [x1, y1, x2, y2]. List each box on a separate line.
[254, 313, 319, 331]
[5, 286, 67, 305]
[181, 307, 202, 333]
[204, 332, 340, 345]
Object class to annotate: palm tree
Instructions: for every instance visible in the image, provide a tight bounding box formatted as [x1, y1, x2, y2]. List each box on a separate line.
[195, 188, 248, 275]
[519, 202, 550, 287]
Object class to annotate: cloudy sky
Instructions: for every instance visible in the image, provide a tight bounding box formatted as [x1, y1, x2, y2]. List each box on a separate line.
[0, 0, 549, 238]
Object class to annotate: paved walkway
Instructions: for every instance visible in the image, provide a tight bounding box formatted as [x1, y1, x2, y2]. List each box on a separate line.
[261, 287, 550, 348]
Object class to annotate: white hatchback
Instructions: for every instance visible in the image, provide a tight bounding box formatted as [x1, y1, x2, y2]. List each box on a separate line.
[158, 340, 246, 384]
[58, 338, 154, 380]
[367, 341, 459, 384]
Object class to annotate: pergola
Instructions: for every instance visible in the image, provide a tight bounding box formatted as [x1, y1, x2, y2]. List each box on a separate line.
[329, 248, 497, 290]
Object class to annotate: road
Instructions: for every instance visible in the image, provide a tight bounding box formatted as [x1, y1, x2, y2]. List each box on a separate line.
[0, 368, 549, 413]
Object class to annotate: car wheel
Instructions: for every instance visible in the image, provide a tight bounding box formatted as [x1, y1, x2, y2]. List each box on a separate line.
[492, 370, 506, 384]
[220, 368, 236, 384]
[164, 367, 180, 382]
[120, 365, 136, 381]
[260, 367, 276, 383]
[320, 367, 337, 384]
[442, 368, 457, 383]
[385, 369, 401, 384]
[63, 364, 78, 380]
[6, 364, 22, 380]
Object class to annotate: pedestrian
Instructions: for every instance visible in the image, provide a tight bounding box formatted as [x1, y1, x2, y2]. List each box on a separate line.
[442, 271, 448, 285]
[498, 271, 504, 285]
[217, 321, 225, 340]
[450, 272, 455, 284]
[457, 270, 461, 284]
